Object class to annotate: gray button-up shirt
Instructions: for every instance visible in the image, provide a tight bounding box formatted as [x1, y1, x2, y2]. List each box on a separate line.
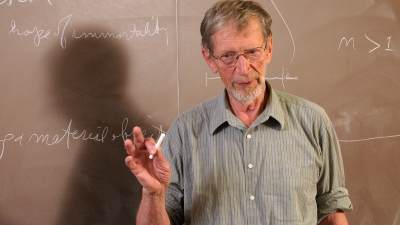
[163, 85, 352, 225]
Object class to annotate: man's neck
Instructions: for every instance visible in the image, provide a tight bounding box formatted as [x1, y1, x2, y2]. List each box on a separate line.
[227, 90, 268, 128]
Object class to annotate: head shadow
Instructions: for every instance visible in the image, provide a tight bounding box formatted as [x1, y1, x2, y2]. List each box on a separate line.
[47, 26, 156, 225]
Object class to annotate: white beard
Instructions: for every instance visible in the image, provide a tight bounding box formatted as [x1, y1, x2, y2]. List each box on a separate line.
[228, 78, 266, 104]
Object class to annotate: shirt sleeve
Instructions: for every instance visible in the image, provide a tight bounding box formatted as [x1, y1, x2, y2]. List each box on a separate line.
[316, 111, 353, 223]
[162, 119, 185, 225]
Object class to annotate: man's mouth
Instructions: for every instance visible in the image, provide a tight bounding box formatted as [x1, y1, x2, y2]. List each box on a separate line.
[235, 80, 255, 88]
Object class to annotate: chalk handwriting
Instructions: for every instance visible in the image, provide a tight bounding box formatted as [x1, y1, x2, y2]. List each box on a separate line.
[338, 34, 396, 53]
[0, 118, 139, 160]
[72, 16, 168, 44]
[9, 19, 52, 47]
[386, 36, 394, 52]
[0, 133, 23, 159]
[337, 36, 356, 51]
[8, 14, 71, 48]
[28, 119, 109, 149]
[8, 15, 168, 48]
[364, 34, 381, 53]
[111, 118, 131, 142]
[54, 15, 72, 48]
[0, 0, 52, 6]
[72, 16, 168, 45]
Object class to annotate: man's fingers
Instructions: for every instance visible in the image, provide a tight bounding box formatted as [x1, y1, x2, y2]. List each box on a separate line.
[124, 139, 135, 155]
[125, 129, 158, 160]
[125, 138, 149, 160]
[144, 138, 157, 157]
[124, 126, 170, 190]
[124, 155, 144, 176]
[125, 156, 144, 179]
[133, 126, 145, 149]
[124, 155, 137, 172]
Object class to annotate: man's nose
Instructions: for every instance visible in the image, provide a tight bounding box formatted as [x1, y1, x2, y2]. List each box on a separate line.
[235, 54, 250, 74]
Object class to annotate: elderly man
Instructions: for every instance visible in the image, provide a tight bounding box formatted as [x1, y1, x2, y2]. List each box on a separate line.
[124, 1, 352, 225]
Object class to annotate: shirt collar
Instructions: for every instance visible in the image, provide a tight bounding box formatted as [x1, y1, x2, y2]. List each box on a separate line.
[209, 82, 286, 135]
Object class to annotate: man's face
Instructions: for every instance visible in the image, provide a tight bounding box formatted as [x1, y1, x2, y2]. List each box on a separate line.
[202, 18, 272, 103]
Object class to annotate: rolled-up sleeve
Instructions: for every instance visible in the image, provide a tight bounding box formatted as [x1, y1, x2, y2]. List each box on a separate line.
[316, 113, 353, 222]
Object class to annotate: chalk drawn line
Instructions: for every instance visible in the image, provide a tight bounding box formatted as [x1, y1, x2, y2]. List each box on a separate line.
[176, 0, 180, 115]
[269, 0, 296, 64]
[339, 134, 400, 143]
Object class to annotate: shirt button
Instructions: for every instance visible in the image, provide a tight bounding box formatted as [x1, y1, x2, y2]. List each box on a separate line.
[249, 195, 255, 201]
[248, 163, 254, 169]
[246, 134, 252, 139]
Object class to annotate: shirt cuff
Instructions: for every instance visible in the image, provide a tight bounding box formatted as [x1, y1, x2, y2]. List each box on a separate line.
[317, 187, 353, 222]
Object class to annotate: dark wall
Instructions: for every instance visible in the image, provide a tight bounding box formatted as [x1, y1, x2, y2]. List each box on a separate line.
[0, 1, 399, 224]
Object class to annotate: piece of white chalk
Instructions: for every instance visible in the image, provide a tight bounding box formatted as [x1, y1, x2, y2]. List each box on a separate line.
[149, 133, 166, 159]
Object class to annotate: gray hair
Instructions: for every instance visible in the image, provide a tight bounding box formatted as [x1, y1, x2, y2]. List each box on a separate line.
[200, 0, 272, 52]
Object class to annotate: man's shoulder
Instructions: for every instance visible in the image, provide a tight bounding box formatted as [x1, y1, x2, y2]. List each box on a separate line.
[172, 95, 220, 130]
[274, 89, 329, 121]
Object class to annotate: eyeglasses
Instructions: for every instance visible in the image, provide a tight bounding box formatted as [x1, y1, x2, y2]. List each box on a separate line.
[211, 43, 267, 66]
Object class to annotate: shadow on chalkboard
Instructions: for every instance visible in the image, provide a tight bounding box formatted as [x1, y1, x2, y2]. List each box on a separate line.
[0, 212, 11, 225]
[47, 26, 153, 225]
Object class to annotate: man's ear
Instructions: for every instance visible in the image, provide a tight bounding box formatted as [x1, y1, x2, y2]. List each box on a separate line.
[201, 47, 218, 73]
[265, 37, 273, 64]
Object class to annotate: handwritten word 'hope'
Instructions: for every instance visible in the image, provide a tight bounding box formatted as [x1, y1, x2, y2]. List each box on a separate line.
[9, 14, 71, 48]
[0, 0, 53, 6]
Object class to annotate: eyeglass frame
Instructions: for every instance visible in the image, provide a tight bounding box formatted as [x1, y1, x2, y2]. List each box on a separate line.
[210, 42, 268, 66]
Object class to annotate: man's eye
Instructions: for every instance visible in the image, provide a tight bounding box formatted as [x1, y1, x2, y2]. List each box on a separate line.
[221, 52, 236, 59]
[246, 49, 260, 55]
